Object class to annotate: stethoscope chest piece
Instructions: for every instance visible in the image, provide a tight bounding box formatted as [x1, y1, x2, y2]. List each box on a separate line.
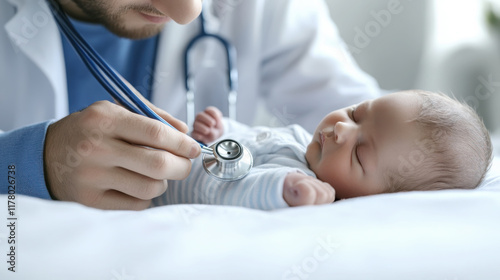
[202, 139, 253, 181]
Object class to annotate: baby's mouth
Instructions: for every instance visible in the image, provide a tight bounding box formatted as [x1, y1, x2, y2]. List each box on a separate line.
[319, 132, 325, 149]
[319, 128, 335, 149]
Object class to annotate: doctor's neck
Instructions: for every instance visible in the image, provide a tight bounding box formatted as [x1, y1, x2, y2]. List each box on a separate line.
[56, 0, 97, 23]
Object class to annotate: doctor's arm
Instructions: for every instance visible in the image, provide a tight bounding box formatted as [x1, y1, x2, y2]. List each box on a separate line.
[43, 100, 201, 210]
[1, 122, 55, 199]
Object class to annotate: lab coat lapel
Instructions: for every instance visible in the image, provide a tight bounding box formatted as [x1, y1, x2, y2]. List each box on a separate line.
[151, 21, 199, 122]
[4, 0, 68, 121]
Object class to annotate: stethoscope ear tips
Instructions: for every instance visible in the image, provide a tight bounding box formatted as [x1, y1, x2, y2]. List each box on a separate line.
[202, 139, 253, 181]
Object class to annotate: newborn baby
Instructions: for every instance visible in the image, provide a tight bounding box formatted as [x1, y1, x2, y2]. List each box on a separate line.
[153, 90, 492, 209]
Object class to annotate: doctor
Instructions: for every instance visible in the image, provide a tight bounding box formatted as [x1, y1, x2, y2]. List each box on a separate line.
[0, 0, 380, 210]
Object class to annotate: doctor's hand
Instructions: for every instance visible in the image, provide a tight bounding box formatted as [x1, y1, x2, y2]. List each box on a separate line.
[283, 172, 336, 207]
[43, 101, 201, 210]
[191, 106, 224, 144]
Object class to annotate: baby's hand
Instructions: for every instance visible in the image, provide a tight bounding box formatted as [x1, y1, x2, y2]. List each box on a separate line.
[191, 106, 224, 143]
[283, 172, 335, 207]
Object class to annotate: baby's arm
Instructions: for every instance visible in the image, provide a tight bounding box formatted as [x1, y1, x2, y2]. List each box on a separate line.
[283, 172, 336, 206]
[191, 106, 224, 143]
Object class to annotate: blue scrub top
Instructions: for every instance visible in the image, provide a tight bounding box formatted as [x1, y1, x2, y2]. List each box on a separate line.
[62, 18, 160, 113]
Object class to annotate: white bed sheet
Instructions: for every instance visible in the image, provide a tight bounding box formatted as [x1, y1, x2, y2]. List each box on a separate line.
[1, 156, 499, 279]
[0, 159, 499, 279]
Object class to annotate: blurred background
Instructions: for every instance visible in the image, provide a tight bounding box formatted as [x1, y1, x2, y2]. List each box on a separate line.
[325, 0, 500, 138]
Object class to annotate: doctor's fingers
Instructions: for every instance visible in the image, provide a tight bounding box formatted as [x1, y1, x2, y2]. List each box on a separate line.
[93, 190, 153, 211]
[97, 139, 193, 180]
[110, 110, 201, 159]
[65, 165, 165, 210]
[90, 167, 169, 201]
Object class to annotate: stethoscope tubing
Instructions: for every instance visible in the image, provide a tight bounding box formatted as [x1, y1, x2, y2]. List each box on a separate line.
[47, 0, 162, 122]
[182, 9, 239, 126]
[183, 10, 238, 93]
[46, 0, 213, 154]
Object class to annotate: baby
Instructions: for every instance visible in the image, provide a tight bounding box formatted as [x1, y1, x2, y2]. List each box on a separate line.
[153, 90, 492, 209]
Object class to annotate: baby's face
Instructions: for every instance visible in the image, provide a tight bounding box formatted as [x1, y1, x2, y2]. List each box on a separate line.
[305, 91, 422, 199]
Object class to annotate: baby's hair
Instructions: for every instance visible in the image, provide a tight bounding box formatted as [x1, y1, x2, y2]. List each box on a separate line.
[386, 90, 493, 193]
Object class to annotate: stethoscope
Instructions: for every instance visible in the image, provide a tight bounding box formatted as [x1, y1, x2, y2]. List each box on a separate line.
[183, 8, 238, 130]
[47, 0, 252, 181]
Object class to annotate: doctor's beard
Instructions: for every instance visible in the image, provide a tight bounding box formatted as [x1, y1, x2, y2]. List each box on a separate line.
[69, 0, 166, 39]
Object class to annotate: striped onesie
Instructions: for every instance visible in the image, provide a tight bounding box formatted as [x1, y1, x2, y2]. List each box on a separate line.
[153, 119, 315, 210]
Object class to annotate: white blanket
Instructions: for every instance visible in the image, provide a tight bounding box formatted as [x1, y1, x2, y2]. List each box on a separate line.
[1, 163, 500, 279]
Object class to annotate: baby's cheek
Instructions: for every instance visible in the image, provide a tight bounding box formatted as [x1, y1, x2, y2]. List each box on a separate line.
[316, 164, 352, 194]
[314, 164, 333, 184]
[305, 143, 320, 168]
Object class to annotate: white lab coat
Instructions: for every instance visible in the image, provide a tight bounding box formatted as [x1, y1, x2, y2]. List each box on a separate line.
[0, 0, 380, 133]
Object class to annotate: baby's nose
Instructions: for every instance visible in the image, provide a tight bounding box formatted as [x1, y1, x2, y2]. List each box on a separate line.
[333, 122, 356, 144]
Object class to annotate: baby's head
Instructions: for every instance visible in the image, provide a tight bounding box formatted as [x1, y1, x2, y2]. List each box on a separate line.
[305, 90, 492, 199]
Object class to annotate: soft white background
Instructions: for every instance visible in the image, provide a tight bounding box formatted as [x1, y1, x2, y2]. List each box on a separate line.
[0, 2, 499, 279]
[325, 0, 500, 140]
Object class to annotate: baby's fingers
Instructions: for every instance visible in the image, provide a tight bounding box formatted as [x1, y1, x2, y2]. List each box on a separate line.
[314, 182, 336, 204]
[192, 120, 212, 135]
[204, 106, 224, 123]
[283, 173, 335, 207]
[283, 184, 315, 206]
[195, 110, 217, 128]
